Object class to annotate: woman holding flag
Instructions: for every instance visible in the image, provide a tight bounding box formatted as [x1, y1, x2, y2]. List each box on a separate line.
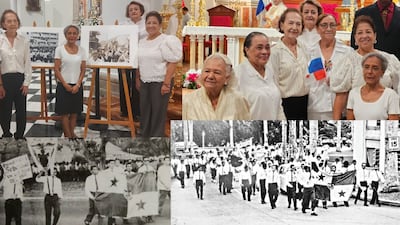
[307, 14, 351, 119]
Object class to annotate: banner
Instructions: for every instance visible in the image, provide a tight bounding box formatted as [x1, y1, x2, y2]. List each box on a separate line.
[127, 191, 159, 217]
[1, 154, 33, 184]
[330, 170, 356, 202]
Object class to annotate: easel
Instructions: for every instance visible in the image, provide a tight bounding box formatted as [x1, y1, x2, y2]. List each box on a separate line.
[27, 66, 61, 122]
[83, 66, 135, 137]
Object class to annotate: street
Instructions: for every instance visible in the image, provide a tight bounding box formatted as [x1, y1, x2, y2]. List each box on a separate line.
[171, 174, 400, 225]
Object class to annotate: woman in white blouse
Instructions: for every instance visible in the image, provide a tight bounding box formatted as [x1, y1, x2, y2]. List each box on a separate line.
[331, 15, 400, 119]
[136, 11, 182, 137]
[308, 14, 352, 119]
[297, 0, 323, 51]
[347, 52, 400, 120]
[236, 31, 285, 120]
[0, 10, 32, 139]
[268, 8, 309, 119]
[54, 25, 86, 138]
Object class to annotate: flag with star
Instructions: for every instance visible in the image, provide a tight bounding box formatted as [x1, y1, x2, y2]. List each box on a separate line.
[126, 171, 158, 217]
[314, 171, 332, 201]
[330, 170, 356, 202]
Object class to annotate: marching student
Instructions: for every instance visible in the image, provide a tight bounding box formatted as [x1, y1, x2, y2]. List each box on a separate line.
[257, 162, 268, 204]
[286, 164, 298, 210]
[267, 164, 280, 209]
[369, 163, 385, 206]
[84, 165, 103, 225]
[2, 177, 24, 225]
[300, 165, 318, 216]
[240, 165, 252, 201]
[192, 163, 206, 200]
[218, 159, 229, 195]
[354, 162, 369, 206]
[158, 157, 171, 214]
[177, 158, 186, 188]
[36, 169, 63, 225]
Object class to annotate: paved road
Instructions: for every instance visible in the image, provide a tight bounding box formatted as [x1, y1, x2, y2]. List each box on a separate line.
[171, 174, 400, 225]
[0, 196, 170, 225]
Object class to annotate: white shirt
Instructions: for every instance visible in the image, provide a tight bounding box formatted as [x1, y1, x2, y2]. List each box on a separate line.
[2, 178, 24, 200]
[268, 38, 310, 98]
[369, 170, 385, 183]
[157, 164, 171, 191]
[239, 170, 251, 181]
[138, 33, 182, 82]
[236, 59, 285, 120]
[297, 28, 320, 52]
[85, 174, 103, 199]
[124, 18, 147, 40]
[177, 162, 186, 173]
[192, 170, 206, 184]
[36, 175, 63, 198]
[307, 39, 352, 115]
[347, 86, 400, 120]
[0, 33, 32, 86]
[266, 170, 279, 184]
[356, 168, 369, 184]
[54, 45, 86, 84]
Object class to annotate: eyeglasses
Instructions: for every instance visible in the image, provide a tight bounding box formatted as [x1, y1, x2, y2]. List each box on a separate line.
[319, 23, 337, 29]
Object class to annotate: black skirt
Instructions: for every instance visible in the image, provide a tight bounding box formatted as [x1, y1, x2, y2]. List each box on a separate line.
[55, 82, 83, 115]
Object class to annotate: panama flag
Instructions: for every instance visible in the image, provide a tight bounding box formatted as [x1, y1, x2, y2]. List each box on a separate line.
[330, 170, 356, 202]
[308, 57, 327, 81]
[256, 0, 265, 16]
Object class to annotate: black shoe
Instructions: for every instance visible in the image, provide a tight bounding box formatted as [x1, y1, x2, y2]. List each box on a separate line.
[302, 209, 306, 213]
[288, 205, 291, 208]
[323, 206, 328, 209]
[262, 201, 266, 204]
[364, 204, 369, 206]
[333, 202, 337, 207]
[294, 207, 298, 211]
[378, 203, 381, 207]
[201, 197, 204, 200]
[344, 201, 349, 207]
[311, 212, 318, 216]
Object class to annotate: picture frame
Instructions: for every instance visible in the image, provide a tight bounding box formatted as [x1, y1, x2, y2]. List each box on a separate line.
[80, 25, 138, 68]
[18, 27, 66, 67]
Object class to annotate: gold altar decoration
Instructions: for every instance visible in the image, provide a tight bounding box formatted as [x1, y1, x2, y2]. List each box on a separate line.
[160, 4, 174, 32]
[228, 0, 246, 27]
[187, 0, 197, 26]
[171, 0, 184, 103]
[197, 0, 208, 26]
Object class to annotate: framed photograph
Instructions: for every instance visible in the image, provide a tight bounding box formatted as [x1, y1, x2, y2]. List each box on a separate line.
[18, 27, 66, 67]
[80, 25, 138, 68]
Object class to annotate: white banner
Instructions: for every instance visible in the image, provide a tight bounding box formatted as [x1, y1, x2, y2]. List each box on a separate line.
[330, 185, 353, 202]
[1, 154, 33, 184]
[127, 191, 159, 217]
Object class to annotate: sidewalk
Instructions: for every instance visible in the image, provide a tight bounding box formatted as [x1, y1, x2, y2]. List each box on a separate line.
[352, 190, 400, 207]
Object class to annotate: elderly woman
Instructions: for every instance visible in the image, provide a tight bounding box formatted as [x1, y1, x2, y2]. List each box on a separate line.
[235, 31, 285, 120]
[183, 53, 250, 120]
[268, 8, 309, 120]
[297, 0, 323, 51]
[347, 52, 400, 120]
[307, 14, 352, 119]
[331, 15, 400, 119]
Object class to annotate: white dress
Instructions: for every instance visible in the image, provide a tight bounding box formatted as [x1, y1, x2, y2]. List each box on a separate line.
[347, 86, 400, 120]
[307, 39, 352, 119]
[235, 59, 285, 120]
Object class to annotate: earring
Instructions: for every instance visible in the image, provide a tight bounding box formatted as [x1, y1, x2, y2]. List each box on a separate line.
[374, 39, 377, 44]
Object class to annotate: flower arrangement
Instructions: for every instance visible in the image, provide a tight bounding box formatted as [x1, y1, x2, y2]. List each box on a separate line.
[183, 69, 201, 89]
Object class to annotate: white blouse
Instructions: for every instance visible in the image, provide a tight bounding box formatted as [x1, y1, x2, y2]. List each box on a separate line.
[307, 39, 352, 114]
[235, 59, 285, 120]
[138, 33, 182, 83]
[54, 45, 86, 84]
[297, 28, 320, 52]
[268, 38, 310, 98]
[347, 86, 400, 120]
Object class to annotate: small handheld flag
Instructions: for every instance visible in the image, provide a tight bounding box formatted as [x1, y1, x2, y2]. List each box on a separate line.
[308, 57, 327, 81]
[256, 0, 265, 16]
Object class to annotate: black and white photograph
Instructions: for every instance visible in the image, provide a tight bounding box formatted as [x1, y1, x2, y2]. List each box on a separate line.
[80, 25, 138, 68]
[17, 27, 65, 67]
[171, 120, 400, 225]
[0, 137, 171, 225]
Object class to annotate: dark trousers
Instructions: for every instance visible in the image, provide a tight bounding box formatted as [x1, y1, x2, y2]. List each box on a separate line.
[211, 168, 216, 180]
[268, 183, 278, 208]
[139, 80, 172, 137]
[287, 182, 297, 208]
[85, 198, 100, 223]
[0, 73, 26, 138]
[302, 187, 317, 211]
[251, 174, 256, 194]
[185, 165, 191, 178]
[159, 190, 170, 214]
[370, 181, 379, 205]
[44, 194, 60, 225]
[178, 171, 185, 187]
[219, 175, 227, 194]
[259, 179, 266, 203]
[282, 95, 308, 120]
[5, 199, 22, 225]
[118, 69, 140, 118]
[195, 180, 204, 199]
[355, 186, 368, 205]
[241, 180, 251, 201]
[226, 172, 233, 192]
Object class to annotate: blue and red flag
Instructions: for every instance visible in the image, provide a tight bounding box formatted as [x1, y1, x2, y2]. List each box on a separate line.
[308, 57, 327, 81]
[256, 0, 265, 16]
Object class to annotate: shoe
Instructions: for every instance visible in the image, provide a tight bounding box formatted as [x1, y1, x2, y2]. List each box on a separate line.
[333, 202, 337, 207]
[288, 205, 291, 208]
[378, 203, 381, 207]
[201, 197, 204, 200]
[262, 201, 266, 204]
[364, 204, 369, 207]
[323, 206, 328, 209]
[294, 207, 298, 211]
[344, 201, 349, 207]
[311, 212, 318, 216]
[302, 209, 306, 213]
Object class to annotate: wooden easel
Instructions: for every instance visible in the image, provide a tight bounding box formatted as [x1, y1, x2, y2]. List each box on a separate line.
[27, 66, 61, 122]
[83, 66, 135, 137]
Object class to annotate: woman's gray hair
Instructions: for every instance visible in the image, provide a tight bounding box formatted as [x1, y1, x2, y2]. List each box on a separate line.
[362, 52, 388, 72]
[199, 53, 237, 89]
[63, 24, 80, 36]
